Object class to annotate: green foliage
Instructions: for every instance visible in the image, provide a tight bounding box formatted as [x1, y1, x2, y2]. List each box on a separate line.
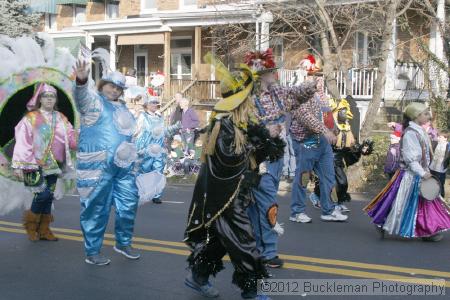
[0, 0, 41, 37]
[429, 96, 449, 130]
[360, 134, 390, 184]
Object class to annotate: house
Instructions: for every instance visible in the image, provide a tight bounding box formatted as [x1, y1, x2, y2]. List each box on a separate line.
[30, 0, 447, 128]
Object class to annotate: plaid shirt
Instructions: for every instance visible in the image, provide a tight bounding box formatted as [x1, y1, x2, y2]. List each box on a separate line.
[253, 85, 294, 125]
[290, 94, 328, 142]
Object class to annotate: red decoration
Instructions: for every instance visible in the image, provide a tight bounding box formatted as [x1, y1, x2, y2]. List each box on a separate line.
[245, 48, 276, 70]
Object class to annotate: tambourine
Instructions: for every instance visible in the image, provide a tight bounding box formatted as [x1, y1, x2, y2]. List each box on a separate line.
[420, 176, 441, 201]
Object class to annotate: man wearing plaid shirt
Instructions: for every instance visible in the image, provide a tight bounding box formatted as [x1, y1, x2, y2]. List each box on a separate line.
[289, 82, 348, 223]
[243, 48, 302, 270]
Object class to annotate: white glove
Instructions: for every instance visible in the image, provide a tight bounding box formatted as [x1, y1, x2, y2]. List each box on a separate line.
[273, 222, 284, 236]
[258, 162, 268, 175]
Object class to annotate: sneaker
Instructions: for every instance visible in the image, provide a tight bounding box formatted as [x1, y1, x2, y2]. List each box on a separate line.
[336, 204, 350, 213]
[152, 197, 162, 204]
[263, 256, 284, 268]
[422, 233, 443, 242]
[320, 209, 348, 222]
[113, 245, 141, 260]
[289, 213, 312, 223]
[309, 193, 321, 209]
[184, 274, 220, 298]
[85, 254, 111, 266]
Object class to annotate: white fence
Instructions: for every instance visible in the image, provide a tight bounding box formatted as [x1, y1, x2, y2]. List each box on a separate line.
[279, 64, 425, 99]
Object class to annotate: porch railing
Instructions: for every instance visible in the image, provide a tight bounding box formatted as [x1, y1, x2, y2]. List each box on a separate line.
[279, 64, 425, 100]
[160, 79, 221, 121]
[278, 68, 378, 99]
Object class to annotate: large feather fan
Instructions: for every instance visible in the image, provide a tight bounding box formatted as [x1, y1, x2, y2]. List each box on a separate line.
[0, 33, 76, 80]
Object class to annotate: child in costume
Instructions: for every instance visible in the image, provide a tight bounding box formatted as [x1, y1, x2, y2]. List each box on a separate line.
[384, 122, 403, 178]
[74, 58, 141, 266]
[364, 103, 450, 242]
[184, 55, 284, 300]
[429, 130, 449, 197]
[134, 96, 180, 203]
[12, 83, 77, 241]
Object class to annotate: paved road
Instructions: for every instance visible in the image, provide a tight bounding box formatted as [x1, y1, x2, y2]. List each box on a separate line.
[0, 185, 448, 300]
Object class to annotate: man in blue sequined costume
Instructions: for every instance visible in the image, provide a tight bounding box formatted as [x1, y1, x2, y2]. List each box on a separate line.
[74, 59, 140, 266]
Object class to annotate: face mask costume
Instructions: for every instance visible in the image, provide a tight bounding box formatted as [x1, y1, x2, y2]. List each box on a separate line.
[313, 98, 373, 207]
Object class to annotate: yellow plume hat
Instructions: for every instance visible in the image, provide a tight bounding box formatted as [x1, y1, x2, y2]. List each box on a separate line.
[204, 53, 255, 112]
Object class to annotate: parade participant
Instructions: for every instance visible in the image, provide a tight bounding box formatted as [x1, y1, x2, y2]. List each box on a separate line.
[134, 96, 180, 204]
[12, 83, 77, 241]
[365, 103, 450, 242]
[289, 80, 348, 223]
[384, 122, 403, 178]
[245, 48, 297, 269]
[74, 58, 141, 266]
[184, 53, 284, 300]
[310, 99, 374, 213]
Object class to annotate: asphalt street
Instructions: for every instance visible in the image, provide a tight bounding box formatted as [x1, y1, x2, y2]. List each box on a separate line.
[0, 185, 448, 300]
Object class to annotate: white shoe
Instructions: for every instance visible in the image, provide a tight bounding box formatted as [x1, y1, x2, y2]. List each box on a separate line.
[289, 213, 312, 223]
[336, 204, 350, 213]
[321, 209, 348, 222]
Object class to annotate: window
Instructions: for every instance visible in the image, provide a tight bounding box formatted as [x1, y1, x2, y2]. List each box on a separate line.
[354, 31, 381, 67]
[171, 36, 193, 79]
[106, 1, 119, 19]
[181, 0, 197, 7]
[171, 38, 192, 49]
[45, 13, 57, 31]
[73, 5, 86, 23]
[143, 0, 157, 10]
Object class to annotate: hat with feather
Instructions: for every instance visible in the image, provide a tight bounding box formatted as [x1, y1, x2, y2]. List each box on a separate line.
[244, 48, 278, 74]
[204, 52, 256, 112]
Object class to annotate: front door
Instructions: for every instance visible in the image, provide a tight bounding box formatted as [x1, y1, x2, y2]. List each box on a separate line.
[134, 52, 148, 87]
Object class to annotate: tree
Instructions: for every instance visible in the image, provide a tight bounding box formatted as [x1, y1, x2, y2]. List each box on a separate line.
[396, 0, 449, 129]
[0, 0, 41, 37]
[360, 0, 414, 139]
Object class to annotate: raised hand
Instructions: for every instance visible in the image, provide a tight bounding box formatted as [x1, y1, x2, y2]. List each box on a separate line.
[73, 59, 90, 81]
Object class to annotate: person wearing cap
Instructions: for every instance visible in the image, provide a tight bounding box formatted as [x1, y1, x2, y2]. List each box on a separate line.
[12, 83, 77, 242]
[73, 59, 141, 265]
[365, 102, 450, 242]
[245, 48, 312, 269]
[134, 96, 180, 204]
[183, 53, 285, 300]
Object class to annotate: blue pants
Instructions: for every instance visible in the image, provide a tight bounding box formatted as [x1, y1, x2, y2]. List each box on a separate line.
[31, 175, 58, 214]
[290, 136, 336, 216]
[141, 156, 166, 199]
[283, 135, 296, 177]
[247, 158, 283, 260]
[79, 165, 138, 256]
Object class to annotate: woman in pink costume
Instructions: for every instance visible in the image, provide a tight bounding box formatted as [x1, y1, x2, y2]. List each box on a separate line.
[12, 83, 77, 241]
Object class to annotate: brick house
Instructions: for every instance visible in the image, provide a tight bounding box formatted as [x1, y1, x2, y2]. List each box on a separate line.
[29, 0, 447, 127]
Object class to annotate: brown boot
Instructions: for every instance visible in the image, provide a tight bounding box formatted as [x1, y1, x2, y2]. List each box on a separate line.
[23, 210, 40, 241]
[39, 214, 58, 241]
